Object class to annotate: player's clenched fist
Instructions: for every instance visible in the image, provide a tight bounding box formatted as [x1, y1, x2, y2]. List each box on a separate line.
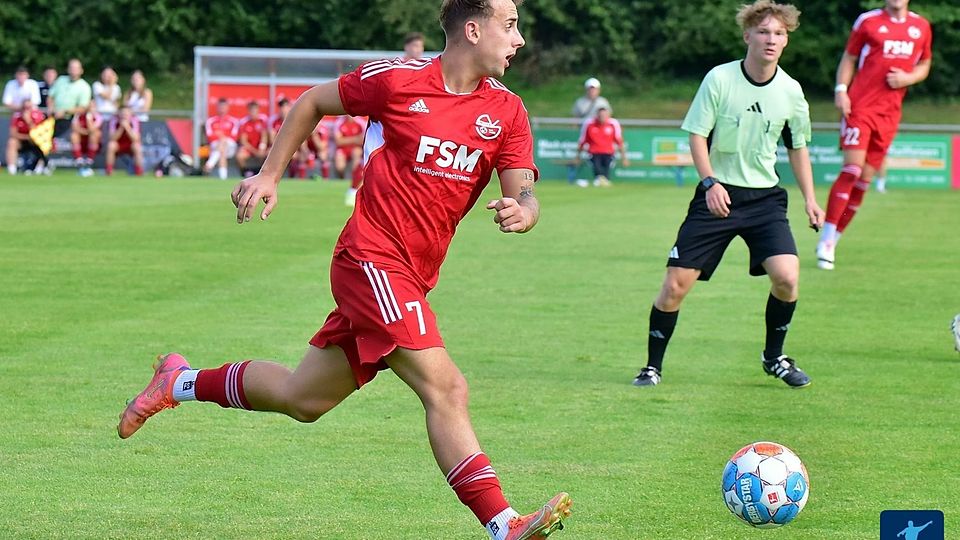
[486, 197, 534, 234]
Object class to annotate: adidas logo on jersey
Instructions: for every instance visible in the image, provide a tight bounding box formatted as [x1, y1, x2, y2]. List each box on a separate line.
[408, 99, 430, 113]
[746, 102, 763, 114]
[878, 25, 889, 33]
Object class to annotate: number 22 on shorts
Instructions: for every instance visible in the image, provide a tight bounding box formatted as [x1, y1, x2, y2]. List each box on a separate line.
[842, 126, 860, 146]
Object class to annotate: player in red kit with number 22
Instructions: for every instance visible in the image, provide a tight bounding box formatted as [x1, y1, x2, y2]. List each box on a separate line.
[117, 1, 572, 539]
[816, 0, 932, 270]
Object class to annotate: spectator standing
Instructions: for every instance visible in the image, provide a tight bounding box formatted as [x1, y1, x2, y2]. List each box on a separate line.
[105, 106, 144, 176]
[124, 70, 153, 122]
[571, 77, 611, 123]
[48, 58, 92, 137]
[575, 106, 628, 187]
[92, 66, 121, 117]
[3, 66, 41, 112]
[38, 66, 58, 111]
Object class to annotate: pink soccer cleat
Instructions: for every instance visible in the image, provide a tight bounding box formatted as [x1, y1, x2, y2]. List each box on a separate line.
[505, 492, 572, 540]
[117, 353, 191, 439]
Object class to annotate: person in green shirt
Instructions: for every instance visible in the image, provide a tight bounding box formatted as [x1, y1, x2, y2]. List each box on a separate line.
[633, 0, 824, 389]
[48, 58, 92, 137]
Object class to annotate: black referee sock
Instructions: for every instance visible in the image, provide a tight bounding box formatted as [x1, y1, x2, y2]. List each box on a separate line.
[764, 293, 796, 361]
[647, 305, 679, 371]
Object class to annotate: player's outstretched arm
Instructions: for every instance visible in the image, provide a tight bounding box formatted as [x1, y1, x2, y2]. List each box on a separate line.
[787, 147, 824, 230]
[233, 82, 346, 223]
[486, 168, 539, 234]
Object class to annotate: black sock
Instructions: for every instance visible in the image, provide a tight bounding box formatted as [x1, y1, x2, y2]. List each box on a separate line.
[764, 293, 796, 361]
[647, 305, 679, 371]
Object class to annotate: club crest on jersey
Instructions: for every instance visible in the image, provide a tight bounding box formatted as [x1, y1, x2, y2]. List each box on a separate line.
[908, 26, 921, 39]
[474, 114, 501, 140]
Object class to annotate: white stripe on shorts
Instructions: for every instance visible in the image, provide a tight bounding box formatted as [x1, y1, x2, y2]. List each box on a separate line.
[361, 261, 404, 325]
[361, 261, 394, 324]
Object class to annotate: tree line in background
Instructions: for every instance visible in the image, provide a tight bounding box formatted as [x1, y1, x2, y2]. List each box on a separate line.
[1, 0, 957, 99]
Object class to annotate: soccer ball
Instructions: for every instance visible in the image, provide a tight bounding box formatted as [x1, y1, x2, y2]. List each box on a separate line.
[721, 441, 809, 528]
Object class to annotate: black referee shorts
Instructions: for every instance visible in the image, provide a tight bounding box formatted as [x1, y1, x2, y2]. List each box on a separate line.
[666, 183, 797, 281]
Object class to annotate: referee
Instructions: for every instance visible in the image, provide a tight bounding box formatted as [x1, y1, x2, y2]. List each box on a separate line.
[633, 0, 824, 389]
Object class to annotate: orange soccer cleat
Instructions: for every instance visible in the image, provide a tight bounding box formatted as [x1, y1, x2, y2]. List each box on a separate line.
[505, 492, 573, 540]
[117, 353, 191, 439]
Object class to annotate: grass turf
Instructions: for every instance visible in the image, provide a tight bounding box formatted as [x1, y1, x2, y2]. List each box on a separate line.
[1, 173, 958, 539]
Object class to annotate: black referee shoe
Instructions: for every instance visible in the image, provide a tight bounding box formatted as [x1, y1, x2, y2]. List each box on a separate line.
[762, 354, 811, 388]
[632, 366, 661, 387]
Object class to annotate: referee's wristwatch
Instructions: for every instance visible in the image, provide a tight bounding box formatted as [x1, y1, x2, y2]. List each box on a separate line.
[698, 176, 720, 192]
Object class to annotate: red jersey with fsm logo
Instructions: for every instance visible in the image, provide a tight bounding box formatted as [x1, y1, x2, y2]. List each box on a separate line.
[205, 115, 239, 142]
[578, 117, 623, 155]
[337, 56, 538, 290]
[846, 9, 932, 117]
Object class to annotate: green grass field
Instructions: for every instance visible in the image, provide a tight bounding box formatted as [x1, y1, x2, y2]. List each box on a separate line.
[1, 173, 958, 539]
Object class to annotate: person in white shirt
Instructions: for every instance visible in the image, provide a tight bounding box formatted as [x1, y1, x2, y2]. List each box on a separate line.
[2, 66, 41, 112]
[123, 70, 153, 122]
[92, 66, 121, 117]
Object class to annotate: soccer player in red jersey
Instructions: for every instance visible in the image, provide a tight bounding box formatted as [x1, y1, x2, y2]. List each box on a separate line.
[303, 120, 329, 178]
[268, 98, 291, 148]
[118, 1, 572, 539]
[105, 105, 144, 176]
[574, 106, 628, 187]
[235, 101, 269, 177]
[70, 101, 102, 177]
[203, 97, 240, 180]
[334, 115, 366, 205]
[5, 99, 46, 175]
[816, 0, 932, 270]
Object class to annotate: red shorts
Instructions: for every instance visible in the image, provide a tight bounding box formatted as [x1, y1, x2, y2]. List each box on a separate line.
[335, 145, 360, 159]
[309, 251, 443, 388]
[839, 111, 899, 169]
[115, 140, 135, 155]
[80, 137, 100, 153]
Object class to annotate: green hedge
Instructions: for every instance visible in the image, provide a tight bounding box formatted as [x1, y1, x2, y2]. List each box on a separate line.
[1, 0, 956, 98]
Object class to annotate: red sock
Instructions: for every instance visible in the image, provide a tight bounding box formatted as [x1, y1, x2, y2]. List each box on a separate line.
[195, 361, 252, 409]
[837, 179, 869, 233]
[72, 145, 82, 160]
[447, 452, 510, 525]
[134, 165, 143, 176]
[105, 165, 113, 175]
[86, 147, 97, 160]
[825, 165, 862, 226]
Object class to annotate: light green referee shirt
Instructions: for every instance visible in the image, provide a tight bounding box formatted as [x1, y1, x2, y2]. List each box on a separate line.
[681, 60, 811, 189]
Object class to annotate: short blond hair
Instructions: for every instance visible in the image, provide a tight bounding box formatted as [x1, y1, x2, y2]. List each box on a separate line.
[736, 0, 800, 32]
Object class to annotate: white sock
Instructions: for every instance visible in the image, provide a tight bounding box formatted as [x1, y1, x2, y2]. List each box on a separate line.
[218, 166, 228, 180]
[205, 151, 221, 170]
[486, 507, 519, 540]
[834, 232, 842, 245]
[820, 223, 837, 245]
[172, 370, 200, 402]
[7, 164, 16, 175]
[876, 176, 886, 189]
